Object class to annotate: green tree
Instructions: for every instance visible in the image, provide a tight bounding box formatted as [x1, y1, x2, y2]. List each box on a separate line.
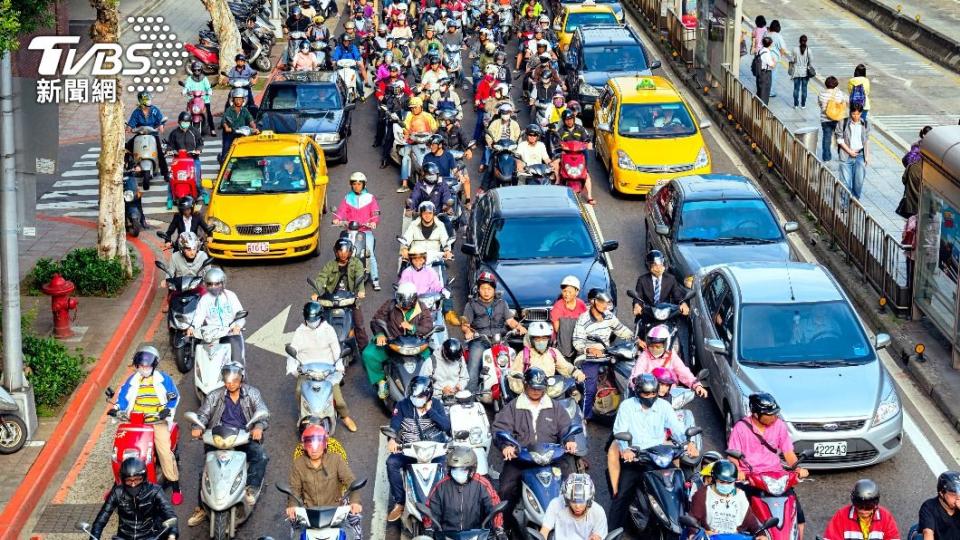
[0, 0, 58, 53]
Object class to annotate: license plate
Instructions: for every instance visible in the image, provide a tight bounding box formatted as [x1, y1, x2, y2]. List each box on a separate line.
[813, 441, 847, 457]
[246, 242, 269, 254]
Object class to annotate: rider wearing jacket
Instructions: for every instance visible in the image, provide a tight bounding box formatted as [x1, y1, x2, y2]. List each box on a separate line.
[426, 446, 505, 533]
[823, 480, 900, 540]
[506, 321, 583, 396]
[91, 457, 178, 540]
[333, 172, 382, 291]
[400, 201, 453, 259]
[398, 245, 445, 295]
[189, 267, 245, 364]
[421, 338, 470, 397]
[164, 196, 214, 248]
[363, 283, 435, 398]
[168, 231, 210, 278]
[460, 272, 526, 392]
[572, 288, 635, 420]
[629, 325, 707, 397]
[286, 425, 362, 523]
[313, 238, 370, 350]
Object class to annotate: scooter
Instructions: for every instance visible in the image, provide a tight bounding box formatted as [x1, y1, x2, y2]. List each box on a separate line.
[331, 212, 379, 286]
[380, 426, 448, 538]
[474, 331, 516, 409]
[489, 137, 520, 188]
[0, 386, 27, 454]
[406, 131, 434, 182]
[680, 514, 780, 540]
[375, 320, 440, 411]
[185, 36, 220, 74]
[285, 344, 352, 436]
[104, 387, 181, 486]
[318, 0, 337, 18]
[557, 140, 589, 195]
[725, 449, 813, 540]
[77, 518, 178, 540]
[495, 425, 583, 531]
[444, 389, 492, 476]
[544, 375, 589, 463]
[169, 149, 202, 203]
[576, 336, 637, 422]
[223, 73, 257, 116]
[184, 409, 269, 540]
[123, 171, 145, 238]
[420, 291, 451, 353]
[155, 258, 212, 373]
[336, 58, 362, 103]
[243, 26, 272, 72]
[185, 310, 249, 401]
[527, 528, 625, 540]
[627, 288, 693, 361]
[129, 126, 162, 190]
[285, 31, 309, 70]
[180, 81, 208, 134]
[276, 480, 368, 539]
[413, 500, 509, 540]
[307, 279, 361, 367]
[444, 43, 464, 85]
[519, 163, 553, 186]
[612, 427, 703, 539]
[497, 5, 513, 42]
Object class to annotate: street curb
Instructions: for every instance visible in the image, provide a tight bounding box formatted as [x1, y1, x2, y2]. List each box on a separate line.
[0, 215, 159, 540]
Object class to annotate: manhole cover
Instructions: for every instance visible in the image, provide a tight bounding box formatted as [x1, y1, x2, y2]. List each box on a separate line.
[33, 503, 102, 533]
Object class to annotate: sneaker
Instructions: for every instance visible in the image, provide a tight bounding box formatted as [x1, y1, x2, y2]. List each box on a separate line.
[171, 490, 183, 506]
[372, 280, 382, 291]
[388, 504, 404, 522]
[794, 105, 799, 110]
[244, 486, 257, 506]
[801, 105, 807, 110]
[396, 185, 410, 193]
[342, 416, 358, 432]
[188, 507, 207, 527]
[377, 380, 389, 400]
[445, 310, 461, 326]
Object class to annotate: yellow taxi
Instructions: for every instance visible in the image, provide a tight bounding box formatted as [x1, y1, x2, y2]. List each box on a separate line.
[553, 0, 620, 52]
[202, 131, 328, 259]
[593, 76, 712, 195]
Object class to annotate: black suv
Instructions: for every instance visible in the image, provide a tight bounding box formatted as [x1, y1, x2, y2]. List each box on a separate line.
[256, 73, 354, 164]
[562, 25, 660, 112]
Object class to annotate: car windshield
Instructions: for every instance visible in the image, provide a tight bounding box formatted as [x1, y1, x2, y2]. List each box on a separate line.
[677, 199, 782, 242]
[583, 45, 647, 72]
[738, 301, 874, 365]
[617, 102, 697, 138]
[565, 12, 618, 32]
[486, 217, 595, 260]
[562, 0, 619, 4]
[263, 84, 342, 111]
[217, 156, 309, 194]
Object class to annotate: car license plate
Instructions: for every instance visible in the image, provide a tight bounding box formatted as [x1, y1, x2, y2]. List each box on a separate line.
[246, 242, 269, 254]
[813, 441, 847, 457]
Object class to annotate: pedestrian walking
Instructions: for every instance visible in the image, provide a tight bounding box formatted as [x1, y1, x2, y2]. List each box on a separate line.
[896, 126, 931, 219]
[817, 76, 847, 162]
[755, 37, 776, 104]
[752, 16, 767, 54]
[766, 20, 789, 98]
[789, 35, 814, 109]
[835, 103, 870, 205]
[848, 64, 871, 120]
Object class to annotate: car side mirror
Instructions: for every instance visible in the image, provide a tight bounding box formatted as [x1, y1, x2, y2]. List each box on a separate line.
[344, 102, 356, 111]
[704, 338, 727, 355]
[874, 333, 891, 349]
[461, 243, 477, 255]
[650, 60, 662, 70]
[597, 122, 611, 132]
[201, 178, 214, 190]
[699, 120, 712, 129]
[655, 224, 670, 236]
[783, 221, 799, 233]
[553, 22, 561, 32]
[601, 240, 619, 252]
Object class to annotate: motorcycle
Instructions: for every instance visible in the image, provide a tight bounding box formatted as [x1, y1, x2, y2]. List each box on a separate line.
[155, 258, 212, 373]
[104, 387, 181, 486]
[474, 331, 516, 409]
[285, 31, 310, 70]
[307, 279, 361, 367]
[444, 43, 464, 85]
[612, 427, 703, 539]
[443, 389, 492, 477]
[184, 310, 249, 401]
[380, 426, 448, 538]
[185, 35, 220, 74]
[680, 514, 780, 540]
[406, 131, 435, 182]
[544, 375, 589, 463]
[627, 288, 693, 361]
[413, 500, 509, 540]
[489, 138, 520, 188]
[223, 73, 257, 116]
[375, 320, 441, 411]
[184, 409, 269, 539]
[557, 140, 588, 195]
[330, 213, 379, 286]
[0, 385, 27, 454]
[494, 424, 583, 531]
[77, 518, 178, 540]
[128, 126, 162, 190]
[527, 528, 625, 540]
[532, 99, 550, 127]
[497, 5, 513, 42]
[123, 171, 145, 237]
[725, 449, 813, 540]
[519, 162, 553, 186]
[336, 58, 362, 103]
[285, 343, 353, 436]
[318, 0, 337, 18]
[576, 336, 638, 422]
[168, 149, 201, 203]
[276, 480, 368, 539]
[180, 82, 208, 134]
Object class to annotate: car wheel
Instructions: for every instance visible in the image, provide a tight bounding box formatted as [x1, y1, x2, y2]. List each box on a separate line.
[724, 407, 735, 441]
[340, 141, 349, 164]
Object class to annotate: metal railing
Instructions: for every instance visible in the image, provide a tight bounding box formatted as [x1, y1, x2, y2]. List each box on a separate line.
[721, 66, 912, 312]
[665, 8, 695, 66]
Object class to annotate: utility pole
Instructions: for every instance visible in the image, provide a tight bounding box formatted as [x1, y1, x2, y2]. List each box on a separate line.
[0, 52, 37, 439]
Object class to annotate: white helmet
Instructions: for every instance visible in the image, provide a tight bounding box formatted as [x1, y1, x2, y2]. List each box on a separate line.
[349, 171, 367, 184]
[528, 321, 552, 338]
[484, 64, 498, 76]
[560, 275, 581, 290]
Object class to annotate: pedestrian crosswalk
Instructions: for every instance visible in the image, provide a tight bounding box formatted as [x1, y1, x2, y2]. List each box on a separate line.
[38, 139, 224, 222]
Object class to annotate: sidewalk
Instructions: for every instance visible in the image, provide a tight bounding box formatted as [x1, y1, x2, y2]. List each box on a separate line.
[869, 0, 960, 50]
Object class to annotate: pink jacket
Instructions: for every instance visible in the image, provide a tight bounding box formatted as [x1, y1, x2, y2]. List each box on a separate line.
[630, 350, 701, 390]
[334, 191, 381, 232]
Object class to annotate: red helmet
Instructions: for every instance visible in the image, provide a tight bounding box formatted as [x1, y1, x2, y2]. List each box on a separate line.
[476, 271, 497, 288]
[301, 425, 328, 454]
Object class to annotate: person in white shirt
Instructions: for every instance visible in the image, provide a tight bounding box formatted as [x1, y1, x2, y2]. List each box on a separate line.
[835, 102, 870, 206]
[188, 266, 246, 364]
[756, 36, 776, 104]
[765, 20, 789, 97]
[515, 124, 555, 181]
[542, 474, 608, 540]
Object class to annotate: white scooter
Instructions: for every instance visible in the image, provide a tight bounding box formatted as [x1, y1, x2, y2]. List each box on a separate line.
[284, 343, 352, 436]
[184, 409, 269, 540]
[276, 480, 367, 540]
[336, 58, 361, 103]
[185, 310, 248, 401]
[380, 426, 447, 538]
[666, 369, 710, 453]
[445, 389, 492, 477]
[129, 125, 163, 190]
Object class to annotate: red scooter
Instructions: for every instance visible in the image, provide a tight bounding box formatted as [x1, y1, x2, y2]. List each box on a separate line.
[726, 448, 813, 540]
[185, 35, 219, 74]
[179, 81, 207, 134]
[104, 387, 180, 486]
[558, 140, 589, 194]
[169, 149, 200, 202]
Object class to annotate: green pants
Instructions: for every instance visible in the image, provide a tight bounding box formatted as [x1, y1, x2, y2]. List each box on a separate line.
[361, 343, 431, 386]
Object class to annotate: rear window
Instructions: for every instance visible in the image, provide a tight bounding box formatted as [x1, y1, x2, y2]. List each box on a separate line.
[565, 12, 618, 32]
[263, 84, 342, 111]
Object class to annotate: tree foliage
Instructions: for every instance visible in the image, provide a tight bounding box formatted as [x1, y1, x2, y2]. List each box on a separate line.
[0, 0, 59, 53]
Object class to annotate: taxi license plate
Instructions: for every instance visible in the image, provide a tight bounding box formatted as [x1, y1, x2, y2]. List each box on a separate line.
[246, 242, 269, 254]
[813, 441, 847, 457]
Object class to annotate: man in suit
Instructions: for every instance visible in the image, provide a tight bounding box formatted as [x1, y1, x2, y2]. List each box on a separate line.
[632, 249, 691, 359]
[164, 196, 214, 249]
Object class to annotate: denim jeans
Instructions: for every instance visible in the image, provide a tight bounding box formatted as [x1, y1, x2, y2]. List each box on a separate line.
[839, 152, 866, 205]
[363, 232, 379, 283]
[792, 77, 809, 107]
[400, 146, 412, 183]
[473, 110, 486, 145]
[821, 121, 838, 161]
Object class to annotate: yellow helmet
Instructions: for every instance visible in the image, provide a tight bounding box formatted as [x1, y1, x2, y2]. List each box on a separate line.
[313, 15, 326, 24]
[701, 462, 715, 478]
[409, 96, 424, 108]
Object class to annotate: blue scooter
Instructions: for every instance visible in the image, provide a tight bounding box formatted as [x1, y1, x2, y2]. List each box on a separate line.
[123, 170, 146, 237]
[679, 514, 779, 540]
[545, 375, 589, 463]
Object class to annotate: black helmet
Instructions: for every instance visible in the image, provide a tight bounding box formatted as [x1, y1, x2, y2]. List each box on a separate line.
[525, 124, 542, 137]
[191, 61, 203, 74]
[587, 288, 613, 303]
[333, 237, 353, 254]
[713, 460, 738, 483]
[132, 345, 160, 368]
[119, 456, 147, 481]
[408, 375, 434, 399]
[748, 392, 781, 416]
[303, 301, 323, 324]
[422, 162, 440, 184]
[178, 196, 195, 213]
[429, 133, 445, 147]
[561, 109, 576, 121]
[646, 249, 665, 267]
[396, 282, 419, 310]
[446, 445, 478, 481]
[291, 5, 302, 16]
[235, 53, 247, 62]
[850, 479, 880, 509]
[524, 367, 549, 390]
[177, 111, 191, 123]
[631, 373, 658, 395]
[938, 471, 960, 494]
[441, 338, 463, 362]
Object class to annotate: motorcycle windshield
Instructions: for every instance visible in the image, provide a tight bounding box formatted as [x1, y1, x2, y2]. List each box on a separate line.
[304, 506, 341, 529]
[439, 531, 489, 540]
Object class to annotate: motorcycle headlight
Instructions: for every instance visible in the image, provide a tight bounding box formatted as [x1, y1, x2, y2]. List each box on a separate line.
[694, 147, 709, 169]
[653, 307, 671, 320]
[230, 471, 244, 494]
[762, 474, 788, 496]
[414, 445, 436, 462]
[209, 216, 231, 234]
[873, 376, 901, 426]
[531, 450, 553, 466]
[314, 132, 341, 144]
[469, 427, 484, 445]
[285, 213, 313, 233]
[123, 190, 135, 203]
[579, 81, 600, 97]
[617, 150, 637, 171]
[525, 488, 544, 514]
[652, 452, 673, 468]
[497, 352, 509, 368]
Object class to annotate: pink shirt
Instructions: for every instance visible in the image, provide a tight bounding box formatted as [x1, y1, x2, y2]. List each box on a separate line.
[334, 191, 381, 232]
[727, 417, 793, 474]
[550, 298, 587, 324]
[629, 350, 700, 389]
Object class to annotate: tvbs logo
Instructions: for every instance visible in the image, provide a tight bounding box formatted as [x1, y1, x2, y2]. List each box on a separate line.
[28, 36, 152, 76]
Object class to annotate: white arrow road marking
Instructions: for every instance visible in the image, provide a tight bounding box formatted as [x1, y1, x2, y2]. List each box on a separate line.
[371, 431, 389, 540]
[246, 305, 296, 356]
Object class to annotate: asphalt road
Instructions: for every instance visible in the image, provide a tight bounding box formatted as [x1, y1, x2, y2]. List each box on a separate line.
[40, 7, 960, 540]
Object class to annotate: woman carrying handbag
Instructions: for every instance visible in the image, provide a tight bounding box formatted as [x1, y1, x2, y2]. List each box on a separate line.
[789, 35, 815, 109]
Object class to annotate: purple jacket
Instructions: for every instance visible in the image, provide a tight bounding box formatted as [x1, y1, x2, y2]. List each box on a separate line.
[398, 265, 444, 294]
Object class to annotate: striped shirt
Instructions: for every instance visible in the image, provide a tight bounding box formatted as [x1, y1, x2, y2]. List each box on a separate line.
[571, 310, 634, 354]
[133, 375, 163, 422]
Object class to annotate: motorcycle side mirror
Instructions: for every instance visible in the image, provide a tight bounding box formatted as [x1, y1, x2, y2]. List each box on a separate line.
[154, 260, 168, 273]
[613, 431, 633, 443]
[346, 478, 368, 493]
[178, 80, 185, 87]
[562, 424, 583, 441]
[285, 344, 299, 359]
[275, 483, 297, 499]
[724, 448, 744, 460]
[460, 243, 477, 255]
[761, 517, 780, 531]
[232, 310, 249, 322]
[160, 517, 178, 529]
[679, 515, 701, 529]
[307, 278, 323, 296]
[246, 410, 269, 429]
[696, 369, 710, 382]
[76, 521, 93, 533]
[626, 289, 640, 301]
[481, 500, 510, 529]
[604, 528, 626, 540]
[685, 426, 702, 438]
[466, 140, 477, 150]
[184, 411, 206, 430]
[415, 501, 435, 524]
[155, 231, 170, 241]
[380, 426, 398, 439]
[797, 448, 815, 462]
[104, 387, 115, 399]
[340, 347, 352, 358]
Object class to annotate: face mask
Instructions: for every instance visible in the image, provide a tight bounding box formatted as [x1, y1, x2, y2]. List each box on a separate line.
[638, 396, 657, 408]
[137, 366, 153, 378]
[500, 113, 510, 120]
[715, 482, 736, 496]
[451, 467, 470, 484]
[124, 483, 143, 498]
[179, 121, 190, 130]
[142, 100, 152, 107]
[306, 320, 322, 329]
[411, 396, 427, 408]
[533, 340, 548, 353]
[206, 283, 224, 296]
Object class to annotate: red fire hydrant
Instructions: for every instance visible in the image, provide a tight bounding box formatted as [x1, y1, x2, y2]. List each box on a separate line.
[41, 273, 78, 339]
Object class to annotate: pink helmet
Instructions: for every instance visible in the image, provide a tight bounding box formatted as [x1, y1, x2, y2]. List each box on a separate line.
[651, 367, 676, 385]
[646, 325, 671, 345]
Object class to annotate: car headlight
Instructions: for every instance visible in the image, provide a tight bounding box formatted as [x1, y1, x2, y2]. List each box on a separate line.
[285, 213, 313, 232]
[314, 132, 341, 144]
[694, 147, 709, 169]
[579, 81, 600, 97]
[208, 216, 231, 234]
[123, 190, 135, 203]
[874, 376, 901, 426]
[617, 150, 637, 171]
[762, 474, 788, 496]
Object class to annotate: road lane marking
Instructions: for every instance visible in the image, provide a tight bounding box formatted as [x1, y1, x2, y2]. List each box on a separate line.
[371, 432, 389, 540]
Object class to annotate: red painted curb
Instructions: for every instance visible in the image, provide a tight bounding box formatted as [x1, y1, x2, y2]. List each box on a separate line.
[0, 215, 159, 540]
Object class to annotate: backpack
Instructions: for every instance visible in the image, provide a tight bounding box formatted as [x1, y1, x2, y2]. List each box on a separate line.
[850, 83, 866, 108]
[750, 53, 762, 78]
[522, 346, 557, 371]
[825, 90, 846, 121]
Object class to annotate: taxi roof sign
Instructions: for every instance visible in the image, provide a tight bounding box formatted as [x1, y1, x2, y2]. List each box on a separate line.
[582, 0, 597, 5]
[636, 78, 657, 90]
[257, 130, 277, 140]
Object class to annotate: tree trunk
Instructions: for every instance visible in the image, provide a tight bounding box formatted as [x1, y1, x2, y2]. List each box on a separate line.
[90, 0, 131, 275]
[200, 0, 243, 77]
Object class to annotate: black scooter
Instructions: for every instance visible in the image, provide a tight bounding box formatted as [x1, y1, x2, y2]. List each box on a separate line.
[627, 288, 694, 363]
[155, 258, 212, 373]
[308, 278, 360, 367]
[414, 500, 509, 540]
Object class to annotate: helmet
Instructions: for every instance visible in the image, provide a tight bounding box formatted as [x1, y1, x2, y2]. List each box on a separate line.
[651, 366, 676, 386]
[539, 14, 550, 23]
[137, 91, 151, 105]
[344, 20, 356, 30]
[408, 375, 433, 398]
[448, 19, 460, 29]
[333, 237, 353, 254]
[191, 61, 203, 74]
[851, 479, 880, 510]
[476, 271, 497, 288]
[494, 83, 509, 96]
[418, 200, 436, 214]
[229, 88, 247, 100]
[291, 5, 302, 16]
[439, 109, 457, 124]
[713, 460, 738, 483]
[540, 67, 553, 81]
[235, 53, 248, 62]
[484, 41, 496, 53]
[446, 445, 478, 476]
[938, 471, 960, 494]
[441, 338, 464, 362]
[396, 281, 419, 310]
[748, 392, 781, 416]
[132, 345, 160, 368]
[631, 373, 658, 395]
[389, 62, 402, 73]
[429, 53, 441, 64]
[342, 33, 354, 42]
[494, 51, 506, 63]
[177, 110, 191, 123]
[497, 102, 514, 115]
[349, 171, 368, 185]
[221, 362, 245, 382]
[484, 64, 498, 76]
[177, 195, 195, 213]
[438, 76, 451, 87]
[408, 244, 428, 258]
[646, 325, 671, 347]
[422, 162, 440, 184]
[537, 38, 549, 49]
[178, 231, 200, 251]
[528, 321, 552, 338]
[300, 41, 310, 51]
[562, 473, 596, 507]
[561, 109, 576, 121]
[560, 275, 581, 290]
[378, 23, 388, 33]
[119, 457, 147, 482]
[303, 301, 323, 324]
[700, 450, 723, 470]
[301, 424, 328, 454]
[567, 100, 581, 114]
[203, 266, 226, 287]
[429, 133, 445, 147]
[314, 15, 327, 24]
[646, 249, 665, 267]
[587, 288, 612, 303]
[409, 96, 424, 108]
[524, 367, 548, 390]
[525, 123, 542, 137]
